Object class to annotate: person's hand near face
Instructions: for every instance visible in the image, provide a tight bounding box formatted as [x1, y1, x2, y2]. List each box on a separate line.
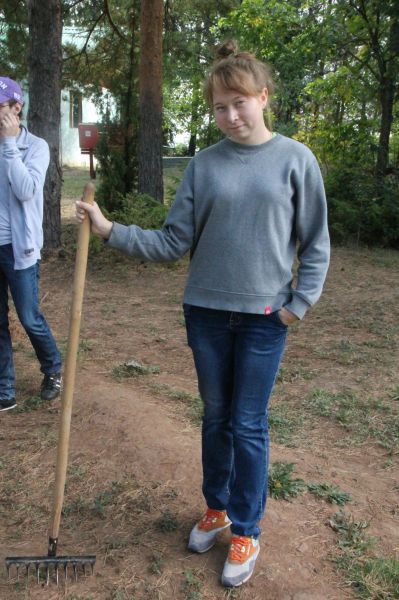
[0, 103, 21, 137]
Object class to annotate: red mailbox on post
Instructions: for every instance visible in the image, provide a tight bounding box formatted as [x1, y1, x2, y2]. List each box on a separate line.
[78, 123, 99, 179]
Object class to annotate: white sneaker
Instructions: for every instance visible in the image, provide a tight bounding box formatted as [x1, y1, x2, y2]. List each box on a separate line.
[188, 508, 231, 553]
[221, 536, 260, 587]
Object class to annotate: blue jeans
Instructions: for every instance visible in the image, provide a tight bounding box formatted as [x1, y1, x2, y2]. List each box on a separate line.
[0, 244, 62, 400]
[184, 304, 288, 538]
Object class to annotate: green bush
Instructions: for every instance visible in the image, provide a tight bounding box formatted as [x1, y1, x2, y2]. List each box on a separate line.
[326, 168, 399, 248]
[109, 192, 168, 229]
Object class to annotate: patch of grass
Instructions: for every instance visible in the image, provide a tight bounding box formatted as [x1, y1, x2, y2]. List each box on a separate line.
[329, 511, 398, 599]
[345, 557, 399, 599]
[151, 383, 203, 425]
[149, 550, 164, 575]
[62, 167, 98, 200]
[65, 595, 96, 600]
[277, 365, 316, 383]
[57, 337, 95, 360]
[268, 461, 306, 500]
[16, 395, 47, 412]
[182, 568, 203, 600]
[67, 464, 86, 480]
[107, 590, 135, 600]
[269, 402, 303, 446]
[307, 482, 352, 505]
[112, 360, 160, 379]
[329, 510, 374, 556]
[155, 508, 178, 532]
[305, 388, 399, 452]
[93, 481, 123, 518]
[62, 496, 91, 518]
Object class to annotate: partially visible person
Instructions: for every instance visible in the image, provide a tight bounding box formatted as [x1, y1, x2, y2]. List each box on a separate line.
[0, 77, 62, 412]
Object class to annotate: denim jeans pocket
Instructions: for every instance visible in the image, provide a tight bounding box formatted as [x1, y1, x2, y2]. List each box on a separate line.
[271, 310, 288, 328]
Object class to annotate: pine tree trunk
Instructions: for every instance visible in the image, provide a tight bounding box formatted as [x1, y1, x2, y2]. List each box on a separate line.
[376, 77, 395, 178]
[27, 0, 62, 248]
[138, 0, 164, 203]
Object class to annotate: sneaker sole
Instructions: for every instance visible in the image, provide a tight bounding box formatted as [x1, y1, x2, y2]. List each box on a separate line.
[221, 546, 260, 588]
[188, 521, 232, 553]
[0, 404, 17, 412]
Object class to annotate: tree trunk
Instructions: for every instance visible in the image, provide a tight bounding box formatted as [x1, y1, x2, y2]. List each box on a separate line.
[376, 77, 395, 178]
[138, 0, 164, 203]
[27, 0, 62, 249]
[123, 6, 139, 196]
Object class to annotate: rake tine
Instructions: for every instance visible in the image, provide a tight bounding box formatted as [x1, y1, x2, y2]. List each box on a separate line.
[6, 564, 10, 580]
[26, 564, 30, 579]
[46, 564, 50, 586]
[73, 563, 78, 582]
[16, 565, 19, 581]
[64, 562, 68, 583]
[36, 563, 40, 584]
[56, 564, 59, 586]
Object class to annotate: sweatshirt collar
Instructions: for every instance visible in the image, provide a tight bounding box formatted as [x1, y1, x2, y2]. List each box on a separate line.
[223, 133, 280, 153]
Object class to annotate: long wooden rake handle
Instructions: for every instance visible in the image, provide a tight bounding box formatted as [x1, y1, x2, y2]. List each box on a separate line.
[48, 182, 95, 556]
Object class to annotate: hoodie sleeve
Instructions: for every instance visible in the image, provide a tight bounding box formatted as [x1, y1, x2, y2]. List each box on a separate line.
[1, 135, 49, 203]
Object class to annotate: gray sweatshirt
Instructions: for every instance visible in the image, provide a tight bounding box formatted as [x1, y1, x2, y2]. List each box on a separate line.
[0, 125, 49, 269]
[108, 134, 330, 319]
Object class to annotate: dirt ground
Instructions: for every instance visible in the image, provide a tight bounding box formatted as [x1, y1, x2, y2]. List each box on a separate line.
[0, 205, 398, 599]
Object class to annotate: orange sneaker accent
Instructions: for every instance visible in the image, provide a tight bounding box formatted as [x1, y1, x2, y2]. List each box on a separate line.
[228, 536, 257, 563]
[198, 508, 228, 531]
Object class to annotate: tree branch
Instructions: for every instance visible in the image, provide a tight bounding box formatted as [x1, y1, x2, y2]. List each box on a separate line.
[104, 0, 127, 42]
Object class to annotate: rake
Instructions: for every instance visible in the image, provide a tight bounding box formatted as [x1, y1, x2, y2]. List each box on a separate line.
[6, 182, 97, 584]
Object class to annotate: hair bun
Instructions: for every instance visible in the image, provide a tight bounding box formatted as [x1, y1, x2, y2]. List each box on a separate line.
[216, 40, 238, 59]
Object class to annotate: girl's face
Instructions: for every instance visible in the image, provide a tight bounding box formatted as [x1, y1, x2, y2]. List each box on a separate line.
[212, 86, 269, 145]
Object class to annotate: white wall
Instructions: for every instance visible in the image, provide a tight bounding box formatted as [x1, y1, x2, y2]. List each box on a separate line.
[60, 92, 99, 168]
[20, 86, 103, 169]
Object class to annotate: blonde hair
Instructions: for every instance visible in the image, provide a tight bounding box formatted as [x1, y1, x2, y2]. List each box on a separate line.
[203, 40, 275, 106]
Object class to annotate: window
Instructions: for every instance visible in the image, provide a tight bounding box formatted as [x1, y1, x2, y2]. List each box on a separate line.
[69, 91, 82, 128]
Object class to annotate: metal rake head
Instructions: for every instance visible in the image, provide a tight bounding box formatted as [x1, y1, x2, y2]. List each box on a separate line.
[5, 555, 96, 585]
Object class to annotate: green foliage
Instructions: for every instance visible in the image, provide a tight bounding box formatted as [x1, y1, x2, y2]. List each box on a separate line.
[329, 510, 373, 556]
[112, 360, 160, 379]
[155, 509, 178, 532]
[149, 550, 164, 575]
[305, 388, 399, 452]
[151, 383, 203, 426]
[95, 119, 137, 212]
[109, 192, 168, 229]
[16, 395, 47, 413]
[268, 461, 306, 499]
[182, 568, 203, 600]
[346, 557, 399, 600]
[93, 482, 123, 518]
[329, 511, 399, 599]
[307, 482, 352, 505]
[326, 169, 399, 248]
[0, 0, 29, 79]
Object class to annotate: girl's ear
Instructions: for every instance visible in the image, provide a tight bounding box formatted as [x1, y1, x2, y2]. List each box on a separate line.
[260, 87, 268, 109]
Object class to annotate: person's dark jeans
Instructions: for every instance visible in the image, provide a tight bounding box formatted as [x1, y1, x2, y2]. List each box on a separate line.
[184, 304, 288, 538]
[0, 244, 62, 400]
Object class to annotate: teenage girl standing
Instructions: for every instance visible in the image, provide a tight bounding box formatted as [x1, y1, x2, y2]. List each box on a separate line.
[76, 41, 330, 588]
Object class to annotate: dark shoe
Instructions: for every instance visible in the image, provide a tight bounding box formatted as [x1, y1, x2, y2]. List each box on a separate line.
[0, 398, 17, 412]
[41, 373, 62, 401]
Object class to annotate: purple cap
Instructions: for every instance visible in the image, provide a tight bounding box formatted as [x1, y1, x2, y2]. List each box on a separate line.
[0, 77, 24, 105]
